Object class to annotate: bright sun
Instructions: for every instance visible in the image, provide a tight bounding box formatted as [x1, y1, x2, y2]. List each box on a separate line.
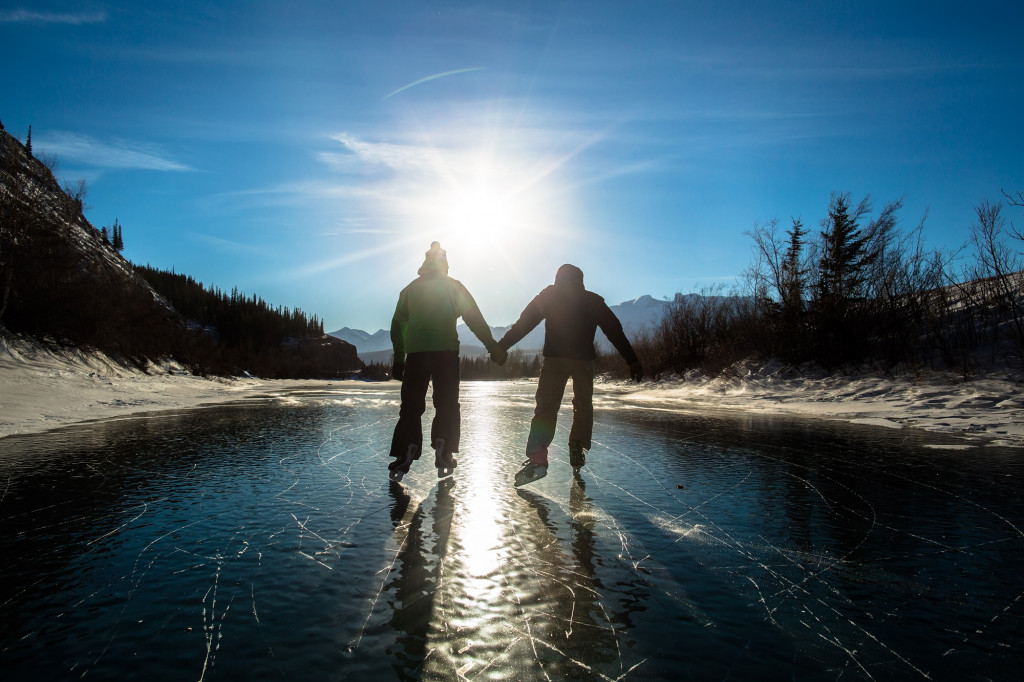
[399, 141, 575, 280]
[439, 184, 512, 257]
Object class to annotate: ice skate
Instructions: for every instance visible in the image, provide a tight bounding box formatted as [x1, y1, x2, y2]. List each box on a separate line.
[435, 438, 457, 478]
[389, 443, 418, 482]
[569, 440, 587, 474]
[514, 460, 548, 487]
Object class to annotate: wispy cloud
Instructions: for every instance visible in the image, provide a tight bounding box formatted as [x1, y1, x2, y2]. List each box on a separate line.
[323, 134, 440, 174]
[384, 67, 486, 99]
[282, 235, 421, 279]
[197, 179, 376, 217]
[0, 9, 106, 24]
[36, 132, 192, 171]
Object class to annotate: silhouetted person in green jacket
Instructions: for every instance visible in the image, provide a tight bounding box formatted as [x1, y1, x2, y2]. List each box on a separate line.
[388, 242, 501, 482]
[494, 264, 643, 486]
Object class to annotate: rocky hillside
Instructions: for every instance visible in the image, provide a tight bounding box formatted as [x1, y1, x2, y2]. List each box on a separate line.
[0, 125, 360, 378]
[0, 126, 174, 359]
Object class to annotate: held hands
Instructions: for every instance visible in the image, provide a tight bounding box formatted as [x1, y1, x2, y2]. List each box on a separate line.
[489, 345, 508, 366]
[629, 361, 644, 383]
[391, 361, 405, 381]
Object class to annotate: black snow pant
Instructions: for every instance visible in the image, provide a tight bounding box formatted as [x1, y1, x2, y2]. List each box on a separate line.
[525, 357, 594, 466]
[389, 350, 460, 473]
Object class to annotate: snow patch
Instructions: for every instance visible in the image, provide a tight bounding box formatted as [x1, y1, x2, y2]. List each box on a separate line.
[3, 335, 1023, 447]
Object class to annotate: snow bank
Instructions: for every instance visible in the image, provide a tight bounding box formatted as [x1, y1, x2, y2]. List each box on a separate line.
[0, 335, 338, 439]
[611, 359, 1024, 448]
[3, 335, 1022, 447]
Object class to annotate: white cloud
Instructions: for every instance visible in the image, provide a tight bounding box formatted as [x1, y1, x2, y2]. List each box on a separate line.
[36, 132, 192, 172]
[0, 9, 106, 24]
[326, 134, 439, 174]
[196, 180, 377, 217]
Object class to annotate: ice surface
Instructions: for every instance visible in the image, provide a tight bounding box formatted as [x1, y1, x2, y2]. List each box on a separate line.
[1, 382, 1022, 680]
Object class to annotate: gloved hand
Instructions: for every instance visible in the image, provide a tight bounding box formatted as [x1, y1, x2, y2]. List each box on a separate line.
[392, 361, 405, 381]
[629, 361, 644, 383]
[489, 345, 508, 366]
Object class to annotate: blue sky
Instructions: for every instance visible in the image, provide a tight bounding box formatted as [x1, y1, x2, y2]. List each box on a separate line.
[3, 1, 1022, 332]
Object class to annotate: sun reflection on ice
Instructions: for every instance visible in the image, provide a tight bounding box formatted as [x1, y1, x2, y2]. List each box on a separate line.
[455, 382, 506, 580]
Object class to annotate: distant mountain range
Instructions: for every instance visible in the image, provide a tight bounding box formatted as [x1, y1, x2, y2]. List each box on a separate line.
[330, 294, 679, 363]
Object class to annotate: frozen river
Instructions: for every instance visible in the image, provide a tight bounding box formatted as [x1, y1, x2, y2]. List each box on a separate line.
[1, 381, 1022, 680]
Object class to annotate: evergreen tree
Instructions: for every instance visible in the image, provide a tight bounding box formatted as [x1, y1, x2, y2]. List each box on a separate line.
[813, 193, 875, 364]
[112, 218, 124, 251]
[100, 225, 111, 245]
[25, 125, 32, 155]
[778, 218, 808, 357]
[819, 194, 877, 304]
[781, 218, 807, 313]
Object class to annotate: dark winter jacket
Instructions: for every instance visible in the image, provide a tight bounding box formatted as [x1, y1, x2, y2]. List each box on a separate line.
[497, 264, 639, 364]
[391, 252, 496, 363]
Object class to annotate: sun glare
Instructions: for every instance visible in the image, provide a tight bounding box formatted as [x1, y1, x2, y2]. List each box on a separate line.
[439, 185, 511, 258]
[401, 141, 575, 279]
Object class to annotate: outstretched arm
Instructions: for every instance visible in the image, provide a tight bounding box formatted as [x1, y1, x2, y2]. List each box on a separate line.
[462, 302, 498, 351]
[497, 292, 545, 351]
[452, 280, 498, 351]
[597, 303, 643, 380]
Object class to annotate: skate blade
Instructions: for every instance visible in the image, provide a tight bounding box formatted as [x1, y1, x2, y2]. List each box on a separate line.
[514, 468, 547, 487]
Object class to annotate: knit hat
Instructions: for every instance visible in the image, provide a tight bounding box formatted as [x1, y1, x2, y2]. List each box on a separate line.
[418, 241, 449, 275]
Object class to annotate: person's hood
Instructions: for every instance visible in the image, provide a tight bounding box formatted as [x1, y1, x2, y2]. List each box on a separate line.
[554, 263, 584, 290]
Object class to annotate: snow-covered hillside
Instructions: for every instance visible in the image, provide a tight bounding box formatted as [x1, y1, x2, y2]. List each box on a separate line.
[1, 127, 360, 377]
[0, 127, 180, 350]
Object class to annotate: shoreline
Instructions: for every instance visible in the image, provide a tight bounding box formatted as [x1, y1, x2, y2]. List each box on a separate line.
[3, 336, 1023, 447]
[0, 336, 346, 439]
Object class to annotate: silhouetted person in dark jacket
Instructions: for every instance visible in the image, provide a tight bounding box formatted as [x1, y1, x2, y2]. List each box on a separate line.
[493, 264, 643, 486]
[388, 242, 500, 482]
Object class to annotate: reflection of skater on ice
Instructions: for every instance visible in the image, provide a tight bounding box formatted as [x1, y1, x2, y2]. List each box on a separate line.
[385, 476, 456, 675]
[493, 264, 643, 487]
[387, 242, 502, 482]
